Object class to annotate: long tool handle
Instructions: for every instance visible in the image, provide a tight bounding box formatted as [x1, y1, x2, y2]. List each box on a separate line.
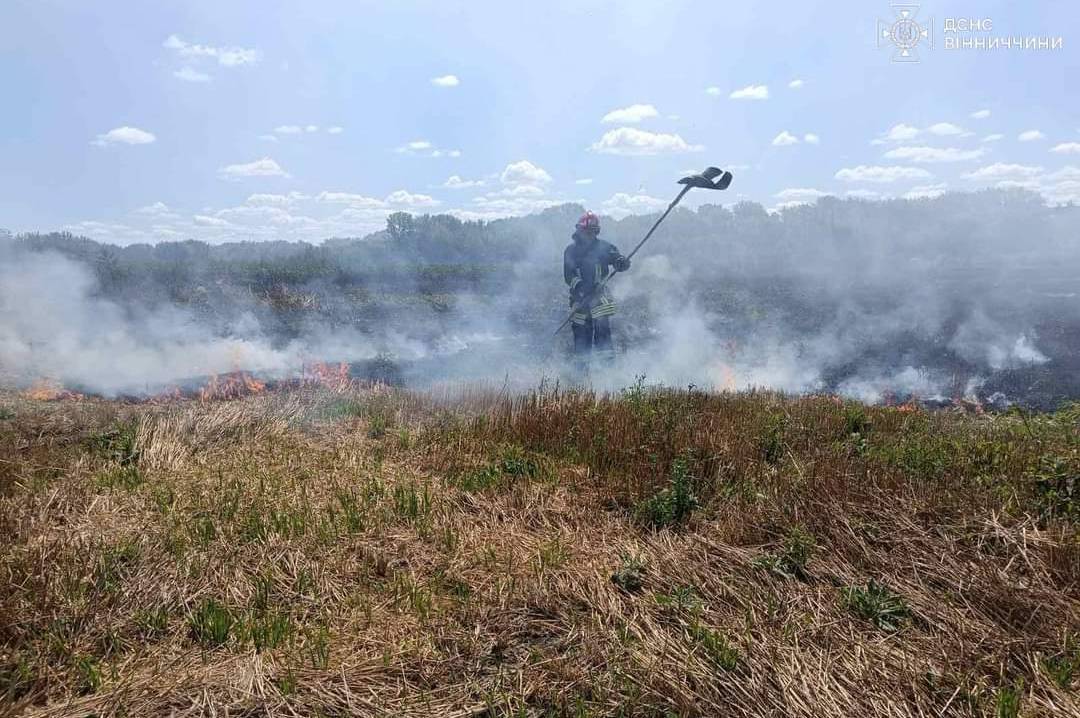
[553, 184, 692, 337]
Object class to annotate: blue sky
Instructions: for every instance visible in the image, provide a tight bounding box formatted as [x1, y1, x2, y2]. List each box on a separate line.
[1, 0, 1078, 244]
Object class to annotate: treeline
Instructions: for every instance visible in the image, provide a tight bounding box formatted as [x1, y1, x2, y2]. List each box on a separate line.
[4, 188, 1079, 323]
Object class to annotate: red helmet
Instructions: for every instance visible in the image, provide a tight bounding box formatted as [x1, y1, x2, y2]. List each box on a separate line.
[575, 210, 600, 234]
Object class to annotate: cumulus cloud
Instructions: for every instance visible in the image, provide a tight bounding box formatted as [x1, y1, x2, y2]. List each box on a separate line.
[274, 125, 304, 135]
[982, 134, 1004, 143]
[788, 79, 804, 89]
[589, 127, 703, 156]
[500, 160, 553, 186]
[970, 109, 991, 120]
[772, 131, 800, 146]
[443, 175, 485, 189]
[163, 34, 260, 67]
[173, 67, 211, 83]
[927, 122, 969, 137]
[803, 133, 820, 145]
[396, 139, 460, 157]
[729, 84, 769, 100]
[431, 74, 460, 87]
[961, 163, 1044, 182]
[1019, 129, 1046, 142]
[774, 188, 828, 203]
[1050, 142, 1080, 154]
[246, 192, 307, 207]
[601, 104, 660, 124]
[92, 126, 156, 146]
[386, 190, 440, 207]
[883, 146, 986, 163]
[575, 178, 594, 185]
[601, 192, 668, 218]
[218, 157, 290, 180]
[315, 192, 386, 208]
[258, 134, 278, 142]
[872, 123, 921, 145]
[834, 165, 933, 183]
[326, 126, 344, 135]
[704, 86, 722, 96]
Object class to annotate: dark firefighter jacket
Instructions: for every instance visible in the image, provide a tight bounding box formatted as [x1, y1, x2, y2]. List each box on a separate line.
[563, 234, 629, 325]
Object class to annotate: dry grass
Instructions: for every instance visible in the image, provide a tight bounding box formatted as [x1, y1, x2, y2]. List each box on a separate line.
[0, 384, 1078, 717]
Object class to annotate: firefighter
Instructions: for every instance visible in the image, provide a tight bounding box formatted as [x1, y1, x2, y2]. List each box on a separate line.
[563, 211, 631, 369]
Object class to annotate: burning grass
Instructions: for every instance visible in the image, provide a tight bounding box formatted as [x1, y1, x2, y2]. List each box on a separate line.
[0, 384, 1078, 716]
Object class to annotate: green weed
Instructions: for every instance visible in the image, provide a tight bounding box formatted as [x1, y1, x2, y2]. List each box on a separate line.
[611, 554, 646, 593]
[635, 457, 697, 529]
[753, 526, 815, 580]
[841, 580, 911, 631]
[189, 598, 234, 648]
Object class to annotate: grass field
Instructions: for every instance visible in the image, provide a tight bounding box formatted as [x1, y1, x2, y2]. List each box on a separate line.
[0, 384, 1078, 716]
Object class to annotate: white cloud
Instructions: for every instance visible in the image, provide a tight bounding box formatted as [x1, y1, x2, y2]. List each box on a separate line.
[601, 104, 660, 124]
[430, 74, 460, 87]
[218, 157, 290, 180]
[601, 192, 668, 218]
[982, 134, 1004, 143]
[835, 165, 932, 183]
[882, 146, 986, 163]
[92, 126, 156, 147]
[274, 125, 304, 135]
[589, 127, 703, 156]
[443, 175, 485, 189]
[803, 133, 820, 145]
[386, 190, 440, 207]
[305, 125, 319, 133]
[961, 163, 1043, 182]
[163, 34, 260, 67]
[1051, 142, 1080, 154]
[246, 192, 307, 207]
[500, 160, 553, 186]
[193, 214, 232, 228]
[729, 84, 769, 100]
[903, 183, 949, 200]
[315, 192, 386, 208]
[258, 134, 278, 142]
[970, 109, 991, 120]
[774, 188, 828, 203]
[575, 178, 594, 185]
[1018, 129, 1046, 142]
[396, 139, 458, 157]
[326, 126, 344, 135]
[927, 122, 968, 136]
[788, 79, 804, 89]
[173, 67, 211, 83]
[134, 202, 172, 215]
[704, 86, 722, 96]
[877, 123, 921, 144]
[772, 131, 800, 147]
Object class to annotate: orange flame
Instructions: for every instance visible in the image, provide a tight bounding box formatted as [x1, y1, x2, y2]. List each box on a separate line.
[198, 371, 266, 401]
[304, 361, 352, 391]
[23, 379, 84, 402]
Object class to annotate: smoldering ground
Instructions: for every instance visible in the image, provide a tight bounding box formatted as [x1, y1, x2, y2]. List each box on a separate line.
[2, 188, 1079, 407]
